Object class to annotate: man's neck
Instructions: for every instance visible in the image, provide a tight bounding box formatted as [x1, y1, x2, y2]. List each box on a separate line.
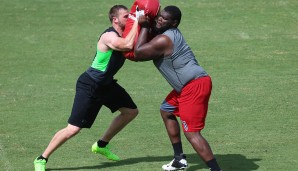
[112, 25, 123, 36]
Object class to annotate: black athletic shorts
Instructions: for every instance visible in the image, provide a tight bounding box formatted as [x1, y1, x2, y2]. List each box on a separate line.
[68, 72, 137, 128]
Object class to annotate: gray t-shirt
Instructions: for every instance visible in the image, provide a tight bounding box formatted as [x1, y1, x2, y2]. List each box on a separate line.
[153, 28, 208, 93]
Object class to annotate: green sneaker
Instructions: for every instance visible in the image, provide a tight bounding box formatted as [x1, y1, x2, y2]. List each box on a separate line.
[92, 142, 120, 161]
[34, 157, 46, 171]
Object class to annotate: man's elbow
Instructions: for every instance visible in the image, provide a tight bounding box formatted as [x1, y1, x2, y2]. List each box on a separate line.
[125, 43, 134, 51]
[134, 49, 142, 60]
[134, 50, 150, 61]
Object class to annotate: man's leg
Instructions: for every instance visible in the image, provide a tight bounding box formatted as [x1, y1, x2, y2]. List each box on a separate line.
[184, 131, 214, 161]
[42, 124, 81, 158]
[160, 109, 181, 144]
[100, 108, 138, 141]
[34, 124, 81, 171]
[92, 108, 138, 161]
[184, 131, 221, 171]
[160, 110, 188, 171]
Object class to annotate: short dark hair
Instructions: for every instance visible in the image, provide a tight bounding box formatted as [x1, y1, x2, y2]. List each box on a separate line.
[164, 6, 182, 26]
[109, 5, 128, 23]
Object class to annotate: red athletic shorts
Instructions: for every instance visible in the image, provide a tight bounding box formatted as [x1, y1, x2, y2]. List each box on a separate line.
[160, 76, 212, 132]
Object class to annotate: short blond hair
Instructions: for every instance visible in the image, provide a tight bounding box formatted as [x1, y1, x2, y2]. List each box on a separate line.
[108, 5, 128, 23]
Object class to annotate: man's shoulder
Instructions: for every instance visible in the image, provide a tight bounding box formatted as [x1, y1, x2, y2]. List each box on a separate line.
[100, 27, 119, 38]
[162, 28, 181, 42]
[104, 27, 120, 36]
[163, 28, 179, 35]
[100, 30, 119, 42]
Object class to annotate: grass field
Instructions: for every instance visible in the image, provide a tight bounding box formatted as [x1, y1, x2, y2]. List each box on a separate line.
[0, 0, 297, 170]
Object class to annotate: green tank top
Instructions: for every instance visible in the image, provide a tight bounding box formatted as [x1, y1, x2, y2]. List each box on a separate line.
[86, 27, 125, 84]
[91, 49, 113, 71]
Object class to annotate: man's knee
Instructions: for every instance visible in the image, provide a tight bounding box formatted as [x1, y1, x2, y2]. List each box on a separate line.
[129, 108, 138, 117]
[65, 124, 81, 137]
[160, 109, 176, 120]
[120, 108, 138, 118]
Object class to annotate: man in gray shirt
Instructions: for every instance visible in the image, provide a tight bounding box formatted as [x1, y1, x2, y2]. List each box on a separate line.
[134, 5, 222, 171]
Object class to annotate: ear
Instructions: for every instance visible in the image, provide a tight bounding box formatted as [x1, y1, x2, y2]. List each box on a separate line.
[113, 17, 118, 24]
[173, 20, 178, 27]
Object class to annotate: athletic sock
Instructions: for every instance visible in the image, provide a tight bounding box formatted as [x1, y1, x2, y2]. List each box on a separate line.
[97, 140, 109, 148]
[37, 155, 48, 163]
[172, 142, 183, 156]
[206, 158, 221, 171]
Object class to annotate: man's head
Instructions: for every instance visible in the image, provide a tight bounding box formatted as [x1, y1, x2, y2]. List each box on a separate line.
[154, 5, 182, 33]
[109, 5, 129, 30]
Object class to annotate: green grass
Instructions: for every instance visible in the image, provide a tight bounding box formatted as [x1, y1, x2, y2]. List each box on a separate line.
[0, 0, 297, 170]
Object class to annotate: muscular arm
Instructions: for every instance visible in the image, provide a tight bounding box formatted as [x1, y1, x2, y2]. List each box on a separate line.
[99, 20, 139, 52]
[134, 27, 172, 61]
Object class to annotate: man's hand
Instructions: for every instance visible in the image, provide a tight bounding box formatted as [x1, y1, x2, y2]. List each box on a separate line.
[138, 15, 150, 28]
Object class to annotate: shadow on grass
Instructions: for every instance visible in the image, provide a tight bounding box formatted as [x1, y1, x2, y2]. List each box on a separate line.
[48, 153, 260, 171]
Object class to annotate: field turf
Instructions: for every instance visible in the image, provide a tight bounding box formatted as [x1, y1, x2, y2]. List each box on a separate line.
[0, 0, 297, 170]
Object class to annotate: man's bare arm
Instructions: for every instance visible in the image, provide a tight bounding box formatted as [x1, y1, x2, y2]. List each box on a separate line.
[101, 20, 139, 51]
[134, 27, 171, 61]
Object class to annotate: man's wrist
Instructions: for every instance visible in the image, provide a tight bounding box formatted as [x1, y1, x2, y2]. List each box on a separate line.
[141, 23, 150, 29]
[141, 27, 150, 31]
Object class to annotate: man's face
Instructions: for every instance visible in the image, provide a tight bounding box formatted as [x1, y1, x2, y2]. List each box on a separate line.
[154, 10, 174, 33]
[116, 9, 129, 30]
